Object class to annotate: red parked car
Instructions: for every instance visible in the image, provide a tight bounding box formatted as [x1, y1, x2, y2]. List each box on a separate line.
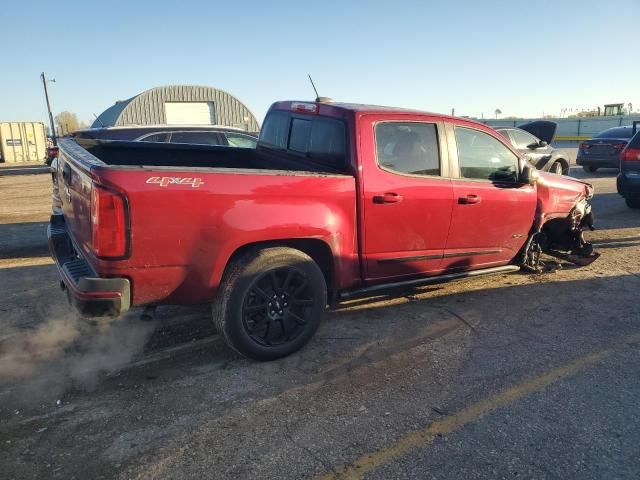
[49, 100, 597, 360]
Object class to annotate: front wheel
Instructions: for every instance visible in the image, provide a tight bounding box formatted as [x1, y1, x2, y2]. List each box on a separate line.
[550, 161, 564, 175]
[213, 247, 327, 361]
[583, 165, 598, 173]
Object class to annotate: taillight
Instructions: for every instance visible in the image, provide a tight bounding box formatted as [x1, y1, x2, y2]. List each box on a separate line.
[613, 143, 626, 150]
[621, 148, 640, 162]
[91, 184, 127, 258]
[579, 143, 590, 150]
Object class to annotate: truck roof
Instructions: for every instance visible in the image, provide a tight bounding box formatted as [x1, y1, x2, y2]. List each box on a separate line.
[270, 100, 486, 127]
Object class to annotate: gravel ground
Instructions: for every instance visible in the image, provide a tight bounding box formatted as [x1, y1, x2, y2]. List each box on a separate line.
[0, 167, 638, 480]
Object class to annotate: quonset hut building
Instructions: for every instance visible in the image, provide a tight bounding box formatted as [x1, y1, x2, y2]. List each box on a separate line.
[92, 85, 260, 132]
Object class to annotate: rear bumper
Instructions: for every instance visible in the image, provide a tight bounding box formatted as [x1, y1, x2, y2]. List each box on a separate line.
[617, 171, 640, 198]
[576, 155, 619, 168]
[48, 214, 130, 316]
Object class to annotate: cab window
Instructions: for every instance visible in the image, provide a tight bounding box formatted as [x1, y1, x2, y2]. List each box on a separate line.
[455, 127, 519, 183]
[225, 133, 257, 149]
[169, 131, 223, 146]
[510, 129, 539, 149]
[375, 122, 440, 176]
[138, 132, 169, 143]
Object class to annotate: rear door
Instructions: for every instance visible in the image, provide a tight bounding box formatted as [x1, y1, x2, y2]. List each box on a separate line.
[359, 116, 454, 281]
[443, 123, 536, 270]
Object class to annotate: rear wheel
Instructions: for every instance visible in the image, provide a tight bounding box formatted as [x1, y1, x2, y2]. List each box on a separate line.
[213, 247, 327, 361]
[583, 165, 598, 173]
[625, 196, 640, 209]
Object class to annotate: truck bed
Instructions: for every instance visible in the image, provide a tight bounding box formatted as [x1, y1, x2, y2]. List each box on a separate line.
[54, 137, 358, 308]
[76, 138, 349, 174]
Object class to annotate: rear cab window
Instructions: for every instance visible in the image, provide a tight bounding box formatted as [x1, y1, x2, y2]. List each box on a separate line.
[259, 109, 348, 171]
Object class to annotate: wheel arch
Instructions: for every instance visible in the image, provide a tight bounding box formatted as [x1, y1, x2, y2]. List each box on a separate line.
[222, 238, 336, 295]
[555, 157, 570, 175]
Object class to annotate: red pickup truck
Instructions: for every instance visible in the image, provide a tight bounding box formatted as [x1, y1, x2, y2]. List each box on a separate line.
[49, 100, 596, 360]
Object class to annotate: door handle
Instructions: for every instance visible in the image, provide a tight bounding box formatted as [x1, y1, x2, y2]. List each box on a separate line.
[373, 192, 404, 204]
[458, 194, 481, 205]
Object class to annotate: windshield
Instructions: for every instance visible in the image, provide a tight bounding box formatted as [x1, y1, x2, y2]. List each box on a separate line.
[595, 127, 633, 139]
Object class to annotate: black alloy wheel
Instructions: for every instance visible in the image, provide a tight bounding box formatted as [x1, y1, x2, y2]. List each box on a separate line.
[242, 267, 315, 347]
[213, 247, 326, 361]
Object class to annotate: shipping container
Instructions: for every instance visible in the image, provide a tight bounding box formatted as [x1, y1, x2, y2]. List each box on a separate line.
[0, 122, 47, 163]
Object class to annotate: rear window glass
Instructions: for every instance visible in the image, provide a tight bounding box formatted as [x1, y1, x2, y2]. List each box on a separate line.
[595, 127, 633, 139]
[289, 118, 312, 152]
[629, 130, 640, 148]
[259, 110, 289, 149]
[260, 110, 347, 169]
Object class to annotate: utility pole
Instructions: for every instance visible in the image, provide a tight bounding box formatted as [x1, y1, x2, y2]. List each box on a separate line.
[40, 72, 57, 145]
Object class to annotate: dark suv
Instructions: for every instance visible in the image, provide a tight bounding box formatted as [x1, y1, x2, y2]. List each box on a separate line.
[577, 126, 636, 173]
[617, 125, 640, 209]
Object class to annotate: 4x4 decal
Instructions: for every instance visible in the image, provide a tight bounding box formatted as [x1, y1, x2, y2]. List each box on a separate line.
[146, 177, 204, 188]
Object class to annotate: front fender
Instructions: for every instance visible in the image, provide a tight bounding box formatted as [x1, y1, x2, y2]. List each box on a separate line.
[534, 171, 592, 230]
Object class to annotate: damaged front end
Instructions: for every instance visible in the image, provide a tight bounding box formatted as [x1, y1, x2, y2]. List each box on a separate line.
[522, 197, 599, 273]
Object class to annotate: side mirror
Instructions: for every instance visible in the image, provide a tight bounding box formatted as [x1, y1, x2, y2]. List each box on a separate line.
[526, 140, 547, 149]
[520, 162, 538, 185]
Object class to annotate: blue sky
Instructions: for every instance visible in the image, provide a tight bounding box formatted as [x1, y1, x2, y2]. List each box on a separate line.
[2, 0, 639, 125]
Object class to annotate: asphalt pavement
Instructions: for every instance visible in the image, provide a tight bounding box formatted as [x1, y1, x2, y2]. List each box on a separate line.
[0, 167, 639, 480]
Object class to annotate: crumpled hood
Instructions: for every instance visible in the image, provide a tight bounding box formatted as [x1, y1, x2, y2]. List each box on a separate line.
[536, 171, 593, 218]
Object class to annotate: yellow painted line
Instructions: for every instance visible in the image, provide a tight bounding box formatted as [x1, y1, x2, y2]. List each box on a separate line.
[555, 136, 590, 141]
[0, 257, 53, 269]
[318, 333, 640, 480]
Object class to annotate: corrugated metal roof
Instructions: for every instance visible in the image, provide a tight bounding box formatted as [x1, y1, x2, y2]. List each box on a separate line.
[91, 85, 260, 131]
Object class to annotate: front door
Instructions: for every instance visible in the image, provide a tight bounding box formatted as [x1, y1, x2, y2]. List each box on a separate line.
[360, 118, 454, 281]
[443, 125, 537, 271]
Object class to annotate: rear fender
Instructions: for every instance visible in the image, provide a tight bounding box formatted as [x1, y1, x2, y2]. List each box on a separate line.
[207, 201, 359, 293]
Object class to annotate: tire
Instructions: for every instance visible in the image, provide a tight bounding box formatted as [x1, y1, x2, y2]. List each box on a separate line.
[625, 196, 640, 209]
[583, 165, 598, 173]
[550, 161, 564, 175]
[212, 247, 327, 361]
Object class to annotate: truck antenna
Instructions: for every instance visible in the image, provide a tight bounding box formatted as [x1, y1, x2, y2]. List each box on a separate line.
[93, 113, 105, 128]
[308, 74, 320, 101]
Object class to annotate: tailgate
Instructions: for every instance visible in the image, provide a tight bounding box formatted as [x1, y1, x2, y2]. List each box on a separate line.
[56, 139, 97, 261]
